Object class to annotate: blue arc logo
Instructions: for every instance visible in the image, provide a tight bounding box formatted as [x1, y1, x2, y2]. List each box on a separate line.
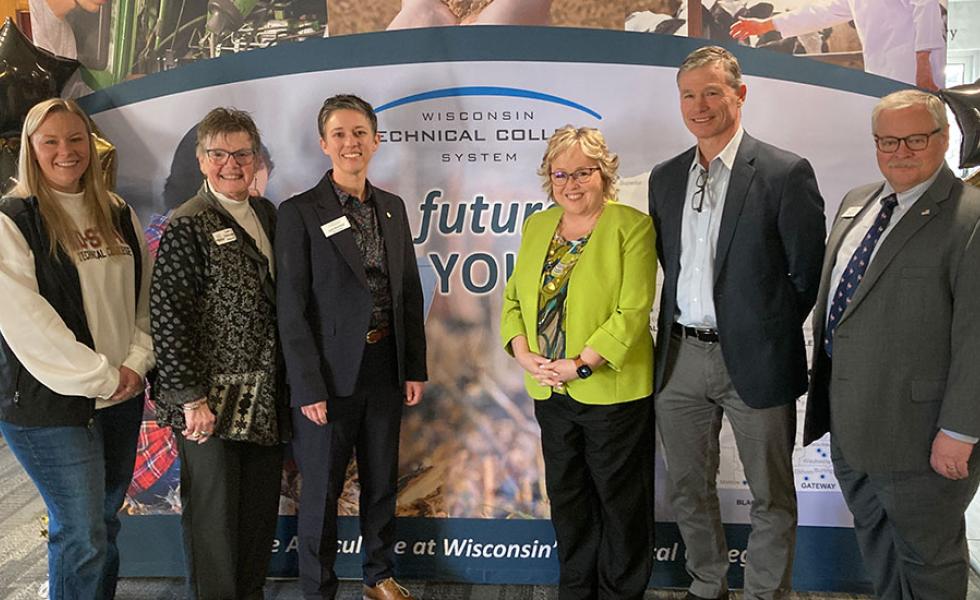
[375, 86, 602, 119]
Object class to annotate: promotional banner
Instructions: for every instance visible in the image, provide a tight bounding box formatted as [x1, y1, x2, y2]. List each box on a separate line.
[80, 28, 908, 590]
[627, 0, 948, 91]
[22, 0, 946, 91]
[26, 0, 328, 91]
[326, 0, 947, 90]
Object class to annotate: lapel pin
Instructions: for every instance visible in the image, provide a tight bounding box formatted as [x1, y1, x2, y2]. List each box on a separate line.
[386, 211, 392, 218]
[921, 209, 930, 216]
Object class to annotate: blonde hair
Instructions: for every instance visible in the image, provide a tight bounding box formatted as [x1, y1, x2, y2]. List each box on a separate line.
[537, 125, 620, 201]
[10, 98, 120, 257]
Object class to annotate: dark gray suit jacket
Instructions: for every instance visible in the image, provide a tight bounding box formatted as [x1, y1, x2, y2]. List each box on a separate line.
[276, 173, 427, 408]
[804, 167, 980, 471]
[648, 133, 826, 408]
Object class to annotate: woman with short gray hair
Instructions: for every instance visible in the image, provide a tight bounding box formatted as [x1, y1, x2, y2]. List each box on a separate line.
[151, 107, 288, 599]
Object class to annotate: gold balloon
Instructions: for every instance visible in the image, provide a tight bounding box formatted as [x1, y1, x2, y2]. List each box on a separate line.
[92, 132, 117, 192]
[967, 170, 980, 189]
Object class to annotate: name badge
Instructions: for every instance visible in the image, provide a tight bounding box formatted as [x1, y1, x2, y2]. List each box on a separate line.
[841, 206, 862, 219]
[321, 216, 352, 238]
[212, 228, 237, 245]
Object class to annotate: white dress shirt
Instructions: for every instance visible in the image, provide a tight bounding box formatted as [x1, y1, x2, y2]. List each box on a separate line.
[676, 127, 745, 328]
[772, 0, 945, 86]
[825, 167, 941, 316]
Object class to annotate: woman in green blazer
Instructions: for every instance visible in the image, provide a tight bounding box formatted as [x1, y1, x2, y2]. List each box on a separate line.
[501, 126, 657, 599]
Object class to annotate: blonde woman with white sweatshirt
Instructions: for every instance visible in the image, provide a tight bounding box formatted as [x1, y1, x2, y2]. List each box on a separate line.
[0, 98, 153, 600]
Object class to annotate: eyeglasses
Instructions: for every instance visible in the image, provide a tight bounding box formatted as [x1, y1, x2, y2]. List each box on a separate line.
[550, 167, 600, 186]
[692, 168, 708, 213]
[205, 148, 256, 166]
[873, 128, 941, 153]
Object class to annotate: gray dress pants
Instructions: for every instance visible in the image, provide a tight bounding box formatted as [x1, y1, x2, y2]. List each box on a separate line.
[656, 333, 797, 600]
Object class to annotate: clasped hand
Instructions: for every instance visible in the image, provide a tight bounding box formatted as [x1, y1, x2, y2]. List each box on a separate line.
[182, 401, 216, 445]
[108, 366, 144, 403]
[516, 351, 577, 387]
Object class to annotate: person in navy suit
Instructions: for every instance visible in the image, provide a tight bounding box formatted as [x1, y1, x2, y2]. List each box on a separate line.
[648, 46, 825, 600]
[276, 94, 427, 600]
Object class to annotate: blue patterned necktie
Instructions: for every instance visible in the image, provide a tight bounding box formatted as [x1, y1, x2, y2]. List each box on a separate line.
[824, 194, 899, 357]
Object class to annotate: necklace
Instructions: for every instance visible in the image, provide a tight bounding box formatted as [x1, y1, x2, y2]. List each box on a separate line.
[558, 204, 603, 240]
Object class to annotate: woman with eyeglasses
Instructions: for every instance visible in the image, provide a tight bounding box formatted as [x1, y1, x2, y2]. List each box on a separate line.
[0, 98, 153, 599]
[150, 107, 288, 599]
[500, 125, 657, 599]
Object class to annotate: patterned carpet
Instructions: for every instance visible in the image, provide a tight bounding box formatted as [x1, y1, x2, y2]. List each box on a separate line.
[0, 438, 973, 599]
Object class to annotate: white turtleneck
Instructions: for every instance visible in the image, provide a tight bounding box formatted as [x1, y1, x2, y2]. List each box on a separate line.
[0, 190, 154, 407]
[210, 186, 275, 278]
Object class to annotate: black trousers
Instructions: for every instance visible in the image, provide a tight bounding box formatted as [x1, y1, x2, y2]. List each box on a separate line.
[534, 392, 654, 600]
[293, 337, 403, 599]
[177, 436, 284, 600]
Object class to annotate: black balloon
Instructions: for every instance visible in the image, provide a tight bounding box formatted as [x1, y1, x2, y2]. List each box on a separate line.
[1, 136, 17, 195]
[941, 80, 980, 169]
[0, 18, 80, 136]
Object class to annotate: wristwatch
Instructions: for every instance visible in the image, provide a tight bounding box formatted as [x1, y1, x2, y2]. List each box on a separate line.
[574, 357, 593, 379]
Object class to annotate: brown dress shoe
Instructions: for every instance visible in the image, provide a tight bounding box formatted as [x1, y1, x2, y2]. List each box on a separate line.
[362, 577, 415, 600]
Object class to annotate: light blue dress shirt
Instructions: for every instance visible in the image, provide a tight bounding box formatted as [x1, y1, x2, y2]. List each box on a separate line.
[675, 127, 745, 328]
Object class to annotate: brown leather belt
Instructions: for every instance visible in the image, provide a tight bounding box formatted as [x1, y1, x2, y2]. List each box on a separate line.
[365, 325, 390, 344]
[672, 322, 719, 343]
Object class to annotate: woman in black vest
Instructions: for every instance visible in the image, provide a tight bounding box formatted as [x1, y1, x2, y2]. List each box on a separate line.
[150, 108, 288, 599]
[0, 98, 153, 599]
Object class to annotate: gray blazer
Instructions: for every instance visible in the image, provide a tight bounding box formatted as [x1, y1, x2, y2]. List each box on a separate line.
[804, 166, 980, 472]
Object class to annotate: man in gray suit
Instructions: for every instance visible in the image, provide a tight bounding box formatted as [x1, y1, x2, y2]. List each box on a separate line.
[805, 89, 980, 600]
[649, 46, 825, 600]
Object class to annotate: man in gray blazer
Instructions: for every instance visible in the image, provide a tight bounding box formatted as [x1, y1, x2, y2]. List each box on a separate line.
[805, 89, 980, 600]
[649, 46, 825, 600]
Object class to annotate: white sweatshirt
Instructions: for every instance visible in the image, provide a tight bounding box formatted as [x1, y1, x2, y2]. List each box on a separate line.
[0, 190, 154, 408]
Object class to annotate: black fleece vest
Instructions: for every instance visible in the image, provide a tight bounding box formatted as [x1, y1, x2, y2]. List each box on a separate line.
[0, 196, 142, 426]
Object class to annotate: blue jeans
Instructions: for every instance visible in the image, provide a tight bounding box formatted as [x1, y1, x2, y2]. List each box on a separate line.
[0, 396, 142, 600]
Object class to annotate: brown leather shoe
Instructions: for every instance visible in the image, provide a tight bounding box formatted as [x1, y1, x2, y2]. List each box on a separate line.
[362, 577, 415, 600]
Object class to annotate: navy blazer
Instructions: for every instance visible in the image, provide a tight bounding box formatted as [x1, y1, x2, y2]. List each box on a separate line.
[276, 173, 427, 407]
[648, 133, 825, 408]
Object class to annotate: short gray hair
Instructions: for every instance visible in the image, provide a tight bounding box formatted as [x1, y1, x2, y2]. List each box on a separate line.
[677, 45, 743, 90]
[196, 107, 261, 156]
[872, 90, 948, 131]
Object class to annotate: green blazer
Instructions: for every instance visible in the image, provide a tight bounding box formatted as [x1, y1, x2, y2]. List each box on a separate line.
[500, 201, 657, 404]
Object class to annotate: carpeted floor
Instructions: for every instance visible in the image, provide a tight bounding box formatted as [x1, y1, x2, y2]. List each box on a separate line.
[111, 579, 874, 599]
[1, 438, 975, 599]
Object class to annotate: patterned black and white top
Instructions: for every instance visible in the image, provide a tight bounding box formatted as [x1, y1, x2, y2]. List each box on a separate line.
[331, 172, 392, 330]
[150, 185, 287, 446]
